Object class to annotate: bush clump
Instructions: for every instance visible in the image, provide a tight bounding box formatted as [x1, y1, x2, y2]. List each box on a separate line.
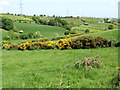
[2, 18, 14, 30]
[75, 55, 102, 70]
[2, 36, 112, 50]
[64, 30, 70, 35]
[108, 24, 114, 30]
[84, 29, 90, 33]
[71, 36, 111, 49]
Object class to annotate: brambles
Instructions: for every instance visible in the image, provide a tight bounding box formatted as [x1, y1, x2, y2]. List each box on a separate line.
[75, 55, 102, 70]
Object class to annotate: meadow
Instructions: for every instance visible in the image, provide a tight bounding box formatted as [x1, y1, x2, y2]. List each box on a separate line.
[2, 47, 118, 88]
[14, 22, 66, 39]
[1, 14, 119, 88]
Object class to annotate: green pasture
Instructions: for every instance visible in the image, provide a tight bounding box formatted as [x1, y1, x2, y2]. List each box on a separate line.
[2, 47, 118, 88]
[67, 29, 118, 42]
[14, 22, 66, 39]
[1, 14, 119, 88]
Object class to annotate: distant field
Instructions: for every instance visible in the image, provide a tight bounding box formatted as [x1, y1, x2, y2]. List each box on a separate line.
[64, 17, 103, 25]
[0, 15, 32, 22]
[2, 47, 118, 88]
[67, 29, 118, 42]
[14, 23, 66, 39]
[85, 29, 119, 41]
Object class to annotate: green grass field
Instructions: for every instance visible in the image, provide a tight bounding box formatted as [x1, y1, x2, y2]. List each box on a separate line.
[2, 47, 118, 88]
[0, 15, 32, 22]
[14, 22, 66, 39]
[1, 14, 119, 88]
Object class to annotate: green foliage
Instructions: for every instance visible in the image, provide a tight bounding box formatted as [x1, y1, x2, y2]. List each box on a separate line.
[32, 16, 48, 25]
[108, 24, 114, 30]
[71, 36, 111, 49]
[64, 30, 70, 35]
[19, 33, 29, 39]
[48, 17, 69, 28]
[63, 25, 71, 30]
[2, 18, 14, 30]
[84, 29, 90, 33]
[3, 36, 11, 41]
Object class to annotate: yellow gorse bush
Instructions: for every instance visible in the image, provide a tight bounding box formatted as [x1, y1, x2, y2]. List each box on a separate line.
[117, 67, 120, 70]
[2, 36, 111, 50]
[57, 39, 72, 49]
[3, 44, 10, 49]
[40, 35, 44, 38]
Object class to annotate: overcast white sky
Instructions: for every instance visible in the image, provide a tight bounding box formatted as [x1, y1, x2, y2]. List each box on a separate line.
[0, 0, 119, 18]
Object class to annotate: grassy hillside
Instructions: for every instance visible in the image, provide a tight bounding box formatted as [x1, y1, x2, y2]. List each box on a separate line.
[85, 29, 119, 41]
[64, 17, 103, 25]
[67, 30, 118, 42]
[1, 29, 20, 39]
[2, 47, 118, 88]
[14, 22, 66, 39]
[0, 15, 32, 22]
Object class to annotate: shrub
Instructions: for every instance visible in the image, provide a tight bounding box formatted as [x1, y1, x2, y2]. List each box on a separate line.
[108, 24, 114, 30]
[63, 25, 71, 30]
[28, 33, 34, 38]
[64, 30, 70, 35]
[2, 36, 112, 50]
[19, 33, 29, 39]
[111, 67, 120, 88]
[2, 18, 14, 30]
[71, 36, 111, 49]
[3, 36, 11, 41]
[84, 29, 90, 33]
[115, 42, 120, 47]
[75, 55, 102, 70]
[56, 39, 72, 50]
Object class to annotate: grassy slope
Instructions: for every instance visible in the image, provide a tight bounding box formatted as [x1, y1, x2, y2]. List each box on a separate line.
[85, 29, 119, 41]
[2, 47, 118, 88]
[64, 17, 103, 25]
[68, 30, 118, 42]
[0, 15, 32, 21]
[14, 23, 66, 39]
[1, 15, 118, 88]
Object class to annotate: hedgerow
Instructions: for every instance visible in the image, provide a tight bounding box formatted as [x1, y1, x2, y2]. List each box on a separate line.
[2, 36, 112, 50]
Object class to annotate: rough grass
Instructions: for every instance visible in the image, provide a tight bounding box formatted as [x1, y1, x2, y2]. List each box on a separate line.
[2, 47, 118, 88]
[14, 22, 66, 39]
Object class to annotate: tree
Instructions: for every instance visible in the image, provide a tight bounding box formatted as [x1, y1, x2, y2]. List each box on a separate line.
[84, 29, 90, 33]
[2, 18, 13, 30]
[108, 24, 114, 30]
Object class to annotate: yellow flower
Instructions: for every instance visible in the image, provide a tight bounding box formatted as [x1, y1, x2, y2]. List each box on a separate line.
[117, 67, 120, 70]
